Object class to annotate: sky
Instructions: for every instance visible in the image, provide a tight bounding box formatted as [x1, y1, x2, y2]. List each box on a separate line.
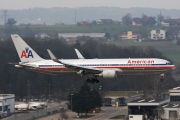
[0, 0, 180, 10]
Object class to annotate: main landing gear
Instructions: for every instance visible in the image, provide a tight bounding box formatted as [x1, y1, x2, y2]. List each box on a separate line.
[87, 78, 99, 84]
[160, 73, 165, 82]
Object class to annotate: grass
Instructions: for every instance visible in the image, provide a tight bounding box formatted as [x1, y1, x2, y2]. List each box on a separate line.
[108, 41, 180, 64]
[105, 91, 142, 97]
[109, 115, 126, 119]
[75, 115, 94, 119]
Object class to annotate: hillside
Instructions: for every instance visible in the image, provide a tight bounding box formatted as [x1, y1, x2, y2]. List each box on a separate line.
[1, 7, 180, 25]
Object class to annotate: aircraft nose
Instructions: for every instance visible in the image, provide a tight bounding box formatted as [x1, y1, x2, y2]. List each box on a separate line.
[172, 65, 176, 69]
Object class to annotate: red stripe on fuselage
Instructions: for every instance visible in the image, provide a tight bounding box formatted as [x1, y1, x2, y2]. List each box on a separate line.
[40, 65, 175, 71]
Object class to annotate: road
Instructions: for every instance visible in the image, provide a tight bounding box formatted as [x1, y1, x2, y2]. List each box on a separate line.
[87, 106, 128, 120]
[37, 106, 128, 120]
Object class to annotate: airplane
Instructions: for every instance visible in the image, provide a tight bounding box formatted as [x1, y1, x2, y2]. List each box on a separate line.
[11, 34, 176, 84]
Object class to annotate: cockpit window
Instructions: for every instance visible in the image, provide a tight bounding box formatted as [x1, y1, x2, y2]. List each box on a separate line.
[166, 62, 171, 65]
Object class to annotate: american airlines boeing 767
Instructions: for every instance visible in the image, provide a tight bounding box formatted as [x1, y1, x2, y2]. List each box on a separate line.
[11, 34, 175, 84]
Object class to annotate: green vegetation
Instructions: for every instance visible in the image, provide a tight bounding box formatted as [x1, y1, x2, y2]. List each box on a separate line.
[67, 82, 101, 116]
[105, 91, 142, 96]
[108, 41, 180, 64]
[109, 115, 126, 119]
[0, 24, 168, 38]
[76, 115, 94, 119]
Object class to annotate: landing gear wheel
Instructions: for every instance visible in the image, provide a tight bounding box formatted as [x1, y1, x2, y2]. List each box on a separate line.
[96, 79, 99, 83]
[87, 79, 90, 82]
[159, 73, 165, 82]
[91, 80, 95, 84]
[160, 78, 164, 82]
[86, 78, 99, 84]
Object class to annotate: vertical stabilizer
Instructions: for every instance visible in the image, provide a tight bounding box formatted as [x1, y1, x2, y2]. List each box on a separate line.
[11, 34, 43, 62]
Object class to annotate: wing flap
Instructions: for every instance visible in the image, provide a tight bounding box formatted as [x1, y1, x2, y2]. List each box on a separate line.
[59, 61, 102, 74]
[47, 49, 102, 74]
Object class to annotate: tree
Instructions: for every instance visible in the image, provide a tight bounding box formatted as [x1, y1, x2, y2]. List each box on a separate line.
[67, 82, 101, 116]
[90, 20, 97, 26]
[166, 16, 171, 20]
[6, 18, 17, 27]
[104, 32, 110, 39]
[157, 14, 164, 22]
[122, 13, 132, 25]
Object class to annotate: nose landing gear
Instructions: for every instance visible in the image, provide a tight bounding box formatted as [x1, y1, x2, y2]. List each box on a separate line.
[87, 78, 99, 84]
[160, 73, 165, 82]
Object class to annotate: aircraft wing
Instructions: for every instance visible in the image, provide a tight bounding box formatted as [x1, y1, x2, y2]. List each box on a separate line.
[15, 63, 39, 69]
[75, 49, 85, 59]
[59, 60, 102, 74]
[47, 49, 102, 74]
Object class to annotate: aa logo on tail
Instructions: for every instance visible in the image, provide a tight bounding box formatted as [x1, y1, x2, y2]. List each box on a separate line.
[21, 48, 33, 58]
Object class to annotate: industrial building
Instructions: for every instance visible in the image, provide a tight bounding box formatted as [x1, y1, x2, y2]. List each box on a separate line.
[128, 98, 169, 119]
[58, 33, 105, 41]
[127, 87, 180, 120]
[0, 94, 15, 117]
[161, 87, 180, 119]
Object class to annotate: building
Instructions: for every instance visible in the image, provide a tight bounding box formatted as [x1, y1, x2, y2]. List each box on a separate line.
[128, 98, 169, 119]
[177, 31, 180, 38]
[132, 18, 142, 26]
[161, 87, 180, 120]
[168, 19, 180, 26]
[151, 29, 166, 40]
[97, 19, 114, 25]
[141, 16, 156, 26]
[118, 31, 138, 40]
[127, 87, 180, 119]
[58, 33, 105, 41]
[35, 33, 50, 40]
[0, 94, 15, 117]
[161, 21, 170, 26]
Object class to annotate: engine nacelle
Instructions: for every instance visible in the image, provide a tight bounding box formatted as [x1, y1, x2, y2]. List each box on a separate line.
[15, 65, 23, 68]
[99, 70, 117, 78]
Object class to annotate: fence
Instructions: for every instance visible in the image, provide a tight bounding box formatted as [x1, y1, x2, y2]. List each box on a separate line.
[5, 106, 60, 120]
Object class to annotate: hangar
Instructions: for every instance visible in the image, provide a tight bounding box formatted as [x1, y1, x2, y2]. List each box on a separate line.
[0, 94, 15, 117]
[161, 87, 180, 119]
[58, 33, 105, 41]
[127, 87, 180, 119]
[128, 98, 169, 119]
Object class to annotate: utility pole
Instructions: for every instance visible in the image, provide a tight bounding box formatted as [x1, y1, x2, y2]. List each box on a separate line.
[27, 81, 30, 102]
[71, 94, 73, 111]
[9, 84, 11, 94]
[74, 10, 76, 24]
[2, 10, 8, 26]
[49, 84, 51, 100]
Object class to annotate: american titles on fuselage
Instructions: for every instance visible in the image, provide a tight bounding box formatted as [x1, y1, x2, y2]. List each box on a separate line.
[127, 60, 154, 64]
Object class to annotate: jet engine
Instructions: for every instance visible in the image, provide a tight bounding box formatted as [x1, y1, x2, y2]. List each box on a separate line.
[99, 70, 117, 78]
[15, 65, 23, 68]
